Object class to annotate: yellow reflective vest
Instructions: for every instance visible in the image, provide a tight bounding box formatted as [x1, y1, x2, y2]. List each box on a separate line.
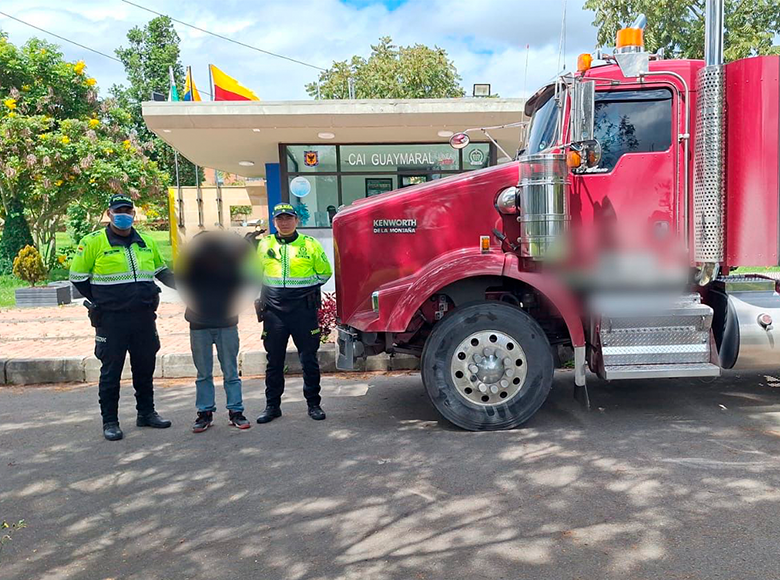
[257, 233, 331, 289]
[69, 227, 169, 311]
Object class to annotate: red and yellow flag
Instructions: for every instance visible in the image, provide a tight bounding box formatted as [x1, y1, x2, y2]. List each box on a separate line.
[209, 64, 259, 101]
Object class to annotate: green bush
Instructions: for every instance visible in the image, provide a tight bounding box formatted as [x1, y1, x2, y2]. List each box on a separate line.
[230, 205, 252, 219]
[12, 245, 47, 287]
[0, 197, 34, 275]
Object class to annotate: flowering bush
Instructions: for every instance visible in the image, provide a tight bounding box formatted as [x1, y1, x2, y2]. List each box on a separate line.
[318, 292, 338, 344]
[0, 33, 167, 265]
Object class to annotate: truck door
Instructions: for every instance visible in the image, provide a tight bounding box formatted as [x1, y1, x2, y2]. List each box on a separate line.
[569, 87, 677, 259]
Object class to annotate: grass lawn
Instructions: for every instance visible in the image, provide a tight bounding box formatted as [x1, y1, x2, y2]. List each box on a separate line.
[56, 230, 172, 261]
[0, 230, 172, 308]
[0, 275, 26, 308]
[733, 266, 780, 273]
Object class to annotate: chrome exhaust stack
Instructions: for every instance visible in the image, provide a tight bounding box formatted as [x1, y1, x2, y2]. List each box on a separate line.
[693, 0, 726, 284]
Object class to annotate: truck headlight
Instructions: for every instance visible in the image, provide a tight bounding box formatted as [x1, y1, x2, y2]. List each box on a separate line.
[496, 187, 518, 214]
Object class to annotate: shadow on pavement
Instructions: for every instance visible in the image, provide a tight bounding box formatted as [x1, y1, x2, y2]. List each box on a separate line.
[1, 369, 780, 579]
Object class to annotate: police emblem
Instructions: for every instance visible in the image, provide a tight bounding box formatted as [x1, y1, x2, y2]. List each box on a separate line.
[303, 151, 319, 167]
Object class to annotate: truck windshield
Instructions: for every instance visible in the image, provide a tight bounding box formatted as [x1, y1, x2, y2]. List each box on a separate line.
[525, 93, 558, 154]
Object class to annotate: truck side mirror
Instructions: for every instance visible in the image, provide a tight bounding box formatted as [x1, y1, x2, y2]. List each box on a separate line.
[571, 79, 596, 142]
[567, 139, 602, 172]
[449, 132, 470, 150]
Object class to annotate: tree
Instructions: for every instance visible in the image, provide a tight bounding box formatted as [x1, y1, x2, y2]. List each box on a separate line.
[0, 33, 99, 269]
[0, 35, 168, 264]
[584, 0, 780, 61]
[112, 16, 201, 186]
[306, 37, 465, 99]
[0, 110, 168, 262]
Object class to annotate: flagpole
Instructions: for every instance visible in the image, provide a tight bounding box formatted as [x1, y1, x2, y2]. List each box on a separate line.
[174, 150, 183, 228]
[208, 64, 214, 101]
[195, 164, 203, 228]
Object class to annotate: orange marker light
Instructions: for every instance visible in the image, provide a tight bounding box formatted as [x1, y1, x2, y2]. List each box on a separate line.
[480, 236, 490, 253]
[616, 27, 644, 50]
[566, 150, 582, 168]
[577, 53, 593, 72]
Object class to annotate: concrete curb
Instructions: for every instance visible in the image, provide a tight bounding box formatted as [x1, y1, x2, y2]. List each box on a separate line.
[0, 343, 420, 385]
[5, 357, 87, 385]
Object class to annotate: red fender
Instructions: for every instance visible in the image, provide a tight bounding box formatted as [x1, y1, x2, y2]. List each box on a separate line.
[364, 248, 585, 347]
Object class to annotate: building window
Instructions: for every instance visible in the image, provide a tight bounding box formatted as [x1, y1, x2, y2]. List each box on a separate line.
[288, 175, 338, 228]
[282, 142, 496, 228]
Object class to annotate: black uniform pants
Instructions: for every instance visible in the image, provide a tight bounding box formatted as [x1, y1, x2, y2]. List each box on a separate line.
[262, 306, 321, 408]
[95, 310, 161, 424]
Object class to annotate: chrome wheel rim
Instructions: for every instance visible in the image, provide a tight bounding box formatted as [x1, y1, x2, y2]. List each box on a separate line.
[450, 330, 528, 406]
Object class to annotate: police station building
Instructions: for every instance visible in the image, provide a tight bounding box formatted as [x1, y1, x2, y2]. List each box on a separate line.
[142, 98, 526, 289]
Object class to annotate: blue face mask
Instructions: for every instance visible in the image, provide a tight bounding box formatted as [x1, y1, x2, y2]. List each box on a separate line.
[111, 212, 134, 230]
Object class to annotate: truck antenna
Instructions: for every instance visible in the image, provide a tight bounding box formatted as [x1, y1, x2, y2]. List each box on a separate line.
[557, 0, 568, 73]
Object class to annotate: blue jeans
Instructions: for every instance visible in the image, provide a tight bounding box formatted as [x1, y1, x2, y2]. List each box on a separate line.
[190, 326, 243, 413]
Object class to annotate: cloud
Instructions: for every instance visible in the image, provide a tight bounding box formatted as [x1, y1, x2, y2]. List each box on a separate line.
[1, 0, 599, 100]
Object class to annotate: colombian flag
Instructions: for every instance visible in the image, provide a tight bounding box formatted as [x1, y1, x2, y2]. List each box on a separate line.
[183, 66, 201, 101]
[209, 64, 259, 101]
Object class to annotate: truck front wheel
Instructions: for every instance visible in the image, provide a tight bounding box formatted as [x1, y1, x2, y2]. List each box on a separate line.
[422, 302, 554, 431]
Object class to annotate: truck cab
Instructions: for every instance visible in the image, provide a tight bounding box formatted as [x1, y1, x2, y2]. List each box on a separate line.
[333, 1, 780, 431]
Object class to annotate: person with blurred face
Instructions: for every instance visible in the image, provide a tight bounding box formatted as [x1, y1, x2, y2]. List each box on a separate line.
[178, 231, 254, 433]
[255, 203, 332, 423]
[69, 194, 175, 441]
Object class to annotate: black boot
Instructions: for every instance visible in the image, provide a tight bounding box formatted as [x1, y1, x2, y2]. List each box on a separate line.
[308, 405, 326, 421]
[136, 411, 172, 428]
[103, 422, 124, 441]
[256, 406, 282, 424]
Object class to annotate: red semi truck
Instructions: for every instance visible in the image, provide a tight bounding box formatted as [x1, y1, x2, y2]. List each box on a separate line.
[332, 0, 780, 430]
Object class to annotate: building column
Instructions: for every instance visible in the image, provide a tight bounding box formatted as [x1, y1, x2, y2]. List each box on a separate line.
[265, 163, 281, 234]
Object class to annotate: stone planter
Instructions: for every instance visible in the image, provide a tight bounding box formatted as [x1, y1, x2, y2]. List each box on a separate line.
[47, 281, 83, 300]
[15, 284, 72, 308]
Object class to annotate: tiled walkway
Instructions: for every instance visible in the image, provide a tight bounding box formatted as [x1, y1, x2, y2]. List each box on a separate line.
[0, 302, 265, 359]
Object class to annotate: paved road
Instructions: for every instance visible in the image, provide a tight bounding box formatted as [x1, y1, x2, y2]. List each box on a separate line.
[2, 370, 780, 580]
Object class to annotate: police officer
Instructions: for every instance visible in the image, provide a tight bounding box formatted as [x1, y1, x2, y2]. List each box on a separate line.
[256, 203, 332, 423]
[69, 194, 175, 441]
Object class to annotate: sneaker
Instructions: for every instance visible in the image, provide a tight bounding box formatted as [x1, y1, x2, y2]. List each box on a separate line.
[229, 411, 251, 430]
[308, 405, 326, 421]
[192, 411, 213, 433]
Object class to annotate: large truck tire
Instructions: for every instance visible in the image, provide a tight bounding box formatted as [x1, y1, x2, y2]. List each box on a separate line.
[422, 302, 554, 431]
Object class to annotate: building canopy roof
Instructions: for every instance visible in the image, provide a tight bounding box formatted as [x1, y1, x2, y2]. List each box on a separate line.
[142, 98, 526, 178]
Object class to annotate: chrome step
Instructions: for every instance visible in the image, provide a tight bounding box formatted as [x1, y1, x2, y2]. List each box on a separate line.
[594, 293, 717, 378]
[603, 363, 721, 380]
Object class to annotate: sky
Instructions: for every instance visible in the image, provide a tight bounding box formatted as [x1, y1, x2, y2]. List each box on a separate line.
[0, 0, 601, 101]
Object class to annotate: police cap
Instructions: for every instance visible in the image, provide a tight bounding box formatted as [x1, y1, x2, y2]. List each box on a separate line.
[108, 194, 134, 210]
[272, 203, 297, 218]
